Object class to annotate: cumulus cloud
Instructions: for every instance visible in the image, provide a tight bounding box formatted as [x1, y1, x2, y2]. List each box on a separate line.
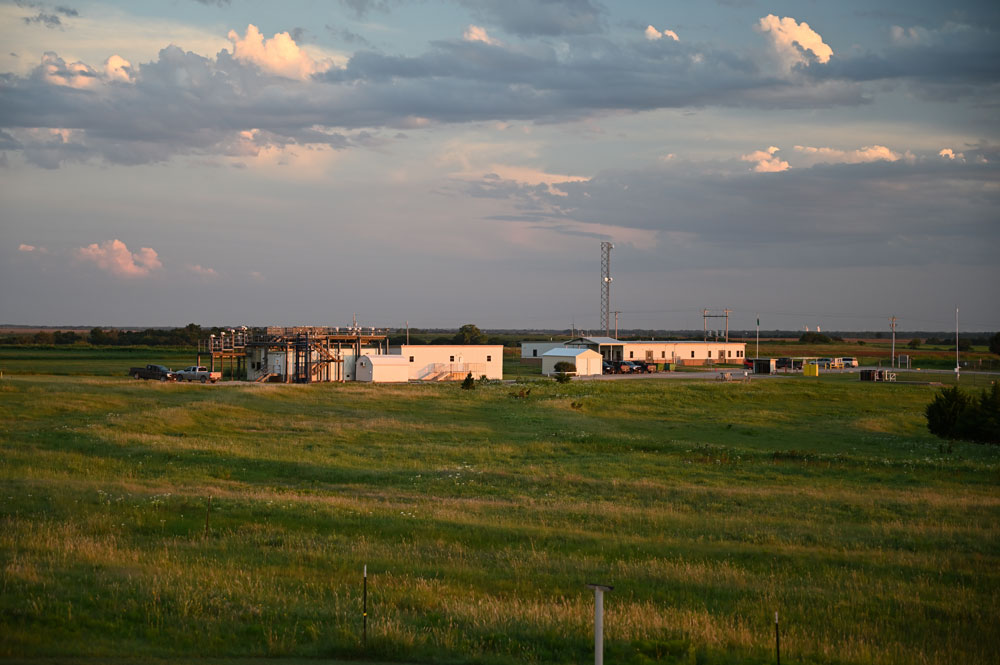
[794, 144, 901, 166]
[35, 51, 98, 88]
[75, 239, 162, 278]
[645, 25, 678, 41]
[741, 146, 789, 173]
[103, 54, 133, 82]
[939, 148, 965, 161]
[18, 243, 46, 252]
[757, 14, 833, 69]
[226, 24, 331, 79]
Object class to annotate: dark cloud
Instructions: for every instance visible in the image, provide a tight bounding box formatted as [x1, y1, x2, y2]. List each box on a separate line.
[326, 24, 372, 47]
[54, 6, 77, 16]
[23, 12, 61, 28]
[338, 0, 409, 19]
[807, 22, 1000, 101]
[458, 0, 606, 36]
[461, 156, 1000, 270]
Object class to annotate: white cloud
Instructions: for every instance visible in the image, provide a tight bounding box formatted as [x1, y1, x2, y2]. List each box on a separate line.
[794, 144, 901, 165]
[227, 24, 332, 80]
[18, 243, 47, 253]
[103, 54, 133, 83]
[741, 146, 789, 173]
[757, 15, 833, 69]
[890, 25, 931, 46]
[186, 264, 218, 277]
[75, 239, 162, 278]
[644, 25, 678, 41]
[463, 25, 501, 46]
[939, 148, 965, 161]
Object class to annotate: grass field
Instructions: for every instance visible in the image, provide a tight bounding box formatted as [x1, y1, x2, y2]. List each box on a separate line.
[1, 348, 999, 664]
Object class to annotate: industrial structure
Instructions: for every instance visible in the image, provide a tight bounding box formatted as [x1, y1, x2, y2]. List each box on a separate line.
[195, 327, 502, 383]
[522, 336, 746, 367]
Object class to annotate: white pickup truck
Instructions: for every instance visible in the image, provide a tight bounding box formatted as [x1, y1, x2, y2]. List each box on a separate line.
[175, 366, 222, 383]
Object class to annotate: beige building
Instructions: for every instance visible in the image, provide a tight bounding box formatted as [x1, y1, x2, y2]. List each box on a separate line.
[391, 345, 504, 381]
[356, 355, 411, 383]
[562, 337, 746, 367]
[541, 347, 603, 376]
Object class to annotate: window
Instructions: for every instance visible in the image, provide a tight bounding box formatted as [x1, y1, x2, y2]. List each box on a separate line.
[450, 355, 454, 362]
[728, 350, 732, 358]
[409, 356, 414, 362]
[691, 351, 695, 358]
[487, 355, 492, 362]
[661, 351, 666, 358]
[532, 349, 538, 357]
[708, 350, 712, 358]
[629, 351, 634, 359]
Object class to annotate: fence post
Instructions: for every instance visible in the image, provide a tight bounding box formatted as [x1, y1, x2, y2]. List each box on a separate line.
[775, 611, 780, 665]
[587, 583, 613, 665]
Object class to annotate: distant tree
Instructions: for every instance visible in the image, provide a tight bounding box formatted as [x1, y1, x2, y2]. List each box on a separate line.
[32, 331, 54, 345]
[926, 386, 972, 439]
[453, 324, 488, 345]
[926, 384, 1000, 444]
[908, 338, 922, 349]
[799, 332, 832, 344]
[989, 332, 1000, 356]
[461, 372, 476, 390]
[53, 330, 81, 345]
[857, 340, 866, 346]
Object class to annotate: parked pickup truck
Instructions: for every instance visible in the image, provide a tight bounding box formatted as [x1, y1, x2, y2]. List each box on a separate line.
[129, 364, 176, 381]
[175, 366, 222, 383]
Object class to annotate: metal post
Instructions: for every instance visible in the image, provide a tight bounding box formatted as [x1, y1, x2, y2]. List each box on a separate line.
[586, 583, 613, 665]
[889, 316, 897, 368]
[756, 315, 760, 360]
[955, 307, 960, 382]
[775, 611, 780, 665]
[363, 565, 367, 648]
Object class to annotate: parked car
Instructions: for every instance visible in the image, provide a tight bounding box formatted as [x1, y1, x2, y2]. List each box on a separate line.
[175, 366, 222, 383]
[602, 361, 617, 374]
[129, 364, 176, 381]
[621, 361, 650, 373]
[840, 357, 859, 368]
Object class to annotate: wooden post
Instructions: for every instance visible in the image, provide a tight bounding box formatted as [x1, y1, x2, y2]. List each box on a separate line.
[363, 565, 368, 648]
[775, 611, 780, 665]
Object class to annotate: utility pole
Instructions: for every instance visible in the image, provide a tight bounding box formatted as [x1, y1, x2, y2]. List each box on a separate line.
[891, 315, 898, 368]
[955, 306, 960, 382]
[756, 314, 760, 359]
[601, 242, 613, 337]
[405, 321, 409, 345]
[612, 311, 621, 340]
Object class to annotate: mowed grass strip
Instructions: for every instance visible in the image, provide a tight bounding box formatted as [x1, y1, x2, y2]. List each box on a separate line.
[1, 370, 999, 664]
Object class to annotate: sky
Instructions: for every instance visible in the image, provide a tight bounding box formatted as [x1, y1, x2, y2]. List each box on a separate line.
[1, 0, 998, 333]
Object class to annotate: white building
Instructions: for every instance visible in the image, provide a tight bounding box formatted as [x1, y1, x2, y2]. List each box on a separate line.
[356, 355, 411, 383]
[562, 337, 746, 367]
[520, 341, 566, 365]
[541, 347, 603, 376]
[391, 345, 504, 381]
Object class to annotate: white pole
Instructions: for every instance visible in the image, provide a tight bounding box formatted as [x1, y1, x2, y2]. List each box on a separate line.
[956, 307, 960, 382]
[587, 584, 612, 665]
[756, 314, 759, 360]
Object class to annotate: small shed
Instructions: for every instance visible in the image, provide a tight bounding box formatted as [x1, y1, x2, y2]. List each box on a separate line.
[751, 358, 776, 375]
[356, 355, 410, 383]
[541, 348, 603, 376]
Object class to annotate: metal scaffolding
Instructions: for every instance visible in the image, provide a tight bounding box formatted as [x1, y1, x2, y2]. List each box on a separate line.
[601, 242, 613, 337]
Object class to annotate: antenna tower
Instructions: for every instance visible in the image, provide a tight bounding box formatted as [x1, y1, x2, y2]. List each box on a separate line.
[601, 242, 613, 337]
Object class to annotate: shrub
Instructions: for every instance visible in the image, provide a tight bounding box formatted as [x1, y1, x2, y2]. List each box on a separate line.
[990, 332, 1000, 356]
[553, 361, 574, 383]
[908, 338, 921, 349]
[461, 372, 475, 390]
[926, 384, 1000, 444]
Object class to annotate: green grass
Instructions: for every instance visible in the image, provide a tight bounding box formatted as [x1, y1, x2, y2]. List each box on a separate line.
[1, 354, 999, 664]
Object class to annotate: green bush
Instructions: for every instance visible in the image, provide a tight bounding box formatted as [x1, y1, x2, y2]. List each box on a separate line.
[553, 361, 574, 383]
[926, 384, 1000, 444]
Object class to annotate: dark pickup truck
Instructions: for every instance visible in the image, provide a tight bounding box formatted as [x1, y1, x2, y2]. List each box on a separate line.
[129, 364, 176, 381]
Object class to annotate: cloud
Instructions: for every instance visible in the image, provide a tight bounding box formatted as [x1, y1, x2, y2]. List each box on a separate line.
[34, 51, 97, 88]
[741, 146, 789, 173]
[645, 25, 678, 42]
[463, 25, 500, 46]
[226, 24, 332, 79]
[186, 264, 218, 277]
[103, 54, 133, 83]
[939, 148, 965, 161]
[23, 12, 61, 28]
[459, 0, 606, 36]
[794, 144, 902, 166]
[18, 243, 46, 253]
[757, 14, 833, 69]
[75, 239, 162, 278]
